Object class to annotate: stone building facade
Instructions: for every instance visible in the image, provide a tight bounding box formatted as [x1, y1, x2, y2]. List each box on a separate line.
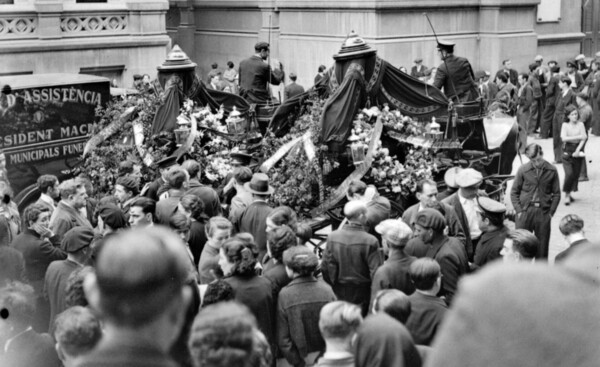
[168, 0, 587, 90]
[0, 0, 171, 87]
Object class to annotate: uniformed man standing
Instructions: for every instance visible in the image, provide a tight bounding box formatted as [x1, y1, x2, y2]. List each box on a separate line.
[473, 197, 510, 268]
[433, 40, 479, 102]
[238, 42, 285, 104]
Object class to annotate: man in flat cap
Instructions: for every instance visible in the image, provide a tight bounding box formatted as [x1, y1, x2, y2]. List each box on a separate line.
[510, 143, 560, 259]
[238, 41, 285, 104]
[433, 40, 479, 102]
[284, 72, 305, 101]
[413, 208, 469, 304]
[44, 226, 95, 333]
[78, 227, 192, 367]
[473, 197, 509, 268]
[442, 168, 484, 262]
[322, 201, 382, 315]
[411, 57, 428, 81]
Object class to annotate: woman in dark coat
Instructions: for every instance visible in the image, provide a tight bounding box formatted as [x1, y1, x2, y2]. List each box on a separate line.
[263, 225, 297, 296]
[552, 76, 576, 163]
[219, 236, 277, 354]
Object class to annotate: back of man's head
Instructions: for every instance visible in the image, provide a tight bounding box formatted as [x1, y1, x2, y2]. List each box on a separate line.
[233, 167, 253, 186]
[86, 227, 191, 328]
[372, 289, 411, 324]
[166, 166, 189, 190]
[347, 180, 367, 198]
[410, 258, 441, 291]
[181, 160, 201, 179]
[319, 301, 363, 340]
[344, 201, 367, 222]
[508, 229, 539, 260]
[54, 306, 102, 361]
[559, 214, 584, 236]
[37, 174, 58, 194]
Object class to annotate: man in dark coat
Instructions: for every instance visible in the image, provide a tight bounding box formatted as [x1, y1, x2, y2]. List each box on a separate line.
[44, 226, 94, 334]
[284, 72, 305, 101]
[74, 227, 191, 367]
[0, 282, 61, 367]
[411, 58, 428, 80]
[473, 197, 509, 268]
[49, 179, 92, 243]
[554, 214, 593, 263]
[155, 166, 189, 225]
[495, 59, 519, 87]
[540, 65, 560, 138]
[370, 219, 417, 306]
[413, 209, 469, 305]
[142, 155, 178, 202]
[405, 258, 448, 346]
[238, 42, 285, 104]
[510, 143, 561, 259]
[432, 40, 479, 102]
[235, 173, 274, 261]
[322, 201, 383, 315]
[182, 160, 221, 218]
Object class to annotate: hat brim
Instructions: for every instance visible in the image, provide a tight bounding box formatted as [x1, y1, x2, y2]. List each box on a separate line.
[244, 182, 274, 195]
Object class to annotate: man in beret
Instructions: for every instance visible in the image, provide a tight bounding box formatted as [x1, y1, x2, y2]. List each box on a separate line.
[238, 41, 285, 104]
[473, 197, 509, 268]
[322, 201, 382, 315]
[284, 72, 305, 101]
[433, 40, 479, 102]
[114, 174, 140, 219]
[78, 227, 192, 367]
[90, 203, 129, 266]
[442, 168, 484, 262]
[411, 57, 428, 81]
[43, 226, 95, 334]
[413, 209, 469, 304]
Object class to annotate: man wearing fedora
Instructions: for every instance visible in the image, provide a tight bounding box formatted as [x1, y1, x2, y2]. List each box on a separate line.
[238, 42, 285, 104]
[235, 173, 274, 261]
[433, 40, 479, 102]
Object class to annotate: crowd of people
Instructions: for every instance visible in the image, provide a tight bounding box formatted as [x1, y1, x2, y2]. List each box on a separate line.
[0, 141, 598, 367]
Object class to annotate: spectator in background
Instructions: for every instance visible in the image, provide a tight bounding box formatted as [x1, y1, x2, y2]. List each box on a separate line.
[566, 60, 584, 92]
[575, 54, 589, 80]
[540, 64, 560, 139]
[576, 92, 592, 181]
[143, 155, 177, 202]
[371, 289, 412, 325]
[77, 227, 192, 367]
[188, 302, 257, 367]
[500, 229, 539, 263]
[223, 61, 239, 94]
[560, 105, 587, 205]
[322, 201, 382, 315]
[495, 59, 518, 86]
[314, 65, 327, 85]
[198, 217, 232, 284]
[277, 246, 336, 367]
[178, 194, 208, 266]
[114, 175, 140, 218]
[371, 219, 416, 305]
[219, 237, 277, 355]
[35, 175, 59, 215]
[53, 306, 102, 367]
[183, 159, 221, 218]
[473, 197, 509, 268]
[316, 301, 363, 367]
[346, 180, 391, 233]
[285, 73, 305, 101]
[49, 179, 92, 242]
[44, 226, 95, 334]
[405, 258, 447, 346]
[228, 167, 254, 224]
[0, 282, 61, 367]
[411, 58, 428, 81]
[554, 214, 592, 263]
[128, 197, 156, 228]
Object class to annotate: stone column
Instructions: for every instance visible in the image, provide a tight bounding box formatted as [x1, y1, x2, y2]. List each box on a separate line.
[177, 0, 196, 58]
[34, 0, 62, 39]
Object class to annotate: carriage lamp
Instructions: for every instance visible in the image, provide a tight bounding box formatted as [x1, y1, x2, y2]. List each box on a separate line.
[348, 133, 367, 165]
[426, 116, 444, 140]
[174, 114, 191, 146]
[226, 106, 246, 134]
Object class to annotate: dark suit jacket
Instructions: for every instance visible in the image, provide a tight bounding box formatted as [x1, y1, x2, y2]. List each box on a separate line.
[74, 336, 179, 367]
[402, 203, 466, 246]
[554, 88, 576, 117]
[284, 82, 305, 100]
[554, 239, 593, 263]
[442, 193, 476, 260]
[510, 159, 561, 216]
[143, 177, 165, 202]
[474, 225, 509, 267]
[517, 84, 534, 111]
[426, 235, 469, 304]
[545, 74, 559, 105]
[11, 229, 66, 293]
[238, 55, 284, 103]
[495, 68, 519, 87]
[433, 54, 478, 101]
[236, 200, 273, 260]
[370, 252, 416, 305]
[405, 292, 448, 346]
[49, 202, 93, 243]
[1, 329, 61, 367]
[0, 246, 26, 286]
[44, 259, 81, 334]
[186, 179, 222, 218]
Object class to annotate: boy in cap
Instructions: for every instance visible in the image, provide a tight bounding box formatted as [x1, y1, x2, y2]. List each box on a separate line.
[44, 226, 95, 334]
[442, 168, 484, 262]
[370, 219, 417, 306]
[413, 208, 469, 304]
[473, 197, 509, 268]
[238, 41, 285, 104]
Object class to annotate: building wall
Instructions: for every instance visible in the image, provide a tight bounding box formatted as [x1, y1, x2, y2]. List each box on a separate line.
[169, 0, 583, 92]
[0, 0, 172, 87]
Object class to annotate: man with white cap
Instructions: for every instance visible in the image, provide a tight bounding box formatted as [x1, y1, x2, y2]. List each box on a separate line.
[442, 168, 484, 261]
[437, 166, 462, 201]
